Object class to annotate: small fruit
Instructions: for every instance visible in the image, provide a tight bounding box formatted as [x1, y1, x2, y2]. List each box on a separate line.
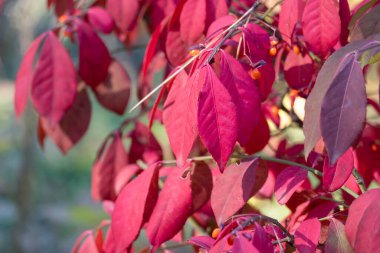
[227, 235, 235, 245]
[211, 228, 221, 239]
[269, 47, 277, 57]
[271, 105, 279, 115]
[371, 143, 378, 152]
[293, 45, 300, 55]
[249, 68, 261, 80]
[189, 49, 201, 57]
[58, 14, 68, 24]
[289, 89, 298, 97]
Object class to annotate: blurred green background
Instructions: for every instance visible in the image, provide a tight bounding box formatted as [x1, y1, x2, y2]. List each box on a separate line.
[0, 1, 148, 252]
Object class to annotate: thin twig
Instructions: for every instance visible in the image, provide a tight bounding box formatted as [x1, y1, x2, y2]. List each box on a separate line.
[352, 168, 367, 193]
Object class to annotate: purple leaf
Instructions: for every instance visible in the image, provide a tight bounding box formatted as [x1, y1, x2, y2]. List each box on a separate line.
[274, 166, 308, 205]
[87, 6, 114, 34]
[325, 218, 354, 253]
[294, 218, 321, 253]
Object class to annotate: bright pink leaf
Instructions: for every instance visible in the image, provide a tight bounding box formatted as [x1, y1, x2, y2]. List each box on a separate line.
[321, 53, 366, 164]
[93, 60, 131, 115]
[211, 159, 260, 225]
[76, 19, 111, 88]
[106, 0, 139, 32]
[111, 163, 160, 252]
[31, 31, 77, 123]
[40, 88, 91, 154]
[302, 0, 341, 57]
[284, 50, 313, 90]
[146, 163, 213, 247]
[294, 218, 321, 253]
[278, 0, 306, 44]
[274, 166, 308, 205]
[232, 234, 260, 253]
[197, 64, 238, 171]
[345, 189, 380, 253]
[323, 148, 354, 192]
[325, 218, 354, 253]
[87, 7, 114, 34]
[206, 15, 235, 39]
[163, 70, 203, 167]
[220, 51, 261, 146]
[180, 0, 206, 43]
[15, 33, 46, 118]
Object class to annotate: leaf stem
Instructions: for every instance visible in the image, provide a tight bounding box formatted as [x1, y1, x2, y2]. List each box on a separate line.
[352, 168, 367, 193]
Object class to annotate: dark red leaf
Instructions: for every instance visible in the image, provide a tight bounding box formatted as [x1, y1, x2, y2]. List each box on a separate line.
[211, 159, 260, 225]
[294, 218, 321, 253]
[40, 88, 91, 154]
[252, 223, 275, 253]
[106, 0, 139, 32]
[345, 189, 380, 253]
[76, 19, 111, 88]
[325, 218, 354, 253]
[323, 148, 354, 192]
[146, 163, 213, 247]
[278, 0, 306, 44]
[93, 60, 130, 115]
[274, 166, 308, 205]
[321, 53, 366, 164]
[180, 0, 206, 43]
[302, 0, 341, 57]
[242, 113, 270, 154]
[284, 50, 313, 90]
[197, 64, 238, 171]
[31, 31, 77, 123]
[111, 163, 160, 252]
[339, 0, 351, 45]
[220, 51, 261, 146]
[205, 0, 229, 28]
[87, 7, 114, 34]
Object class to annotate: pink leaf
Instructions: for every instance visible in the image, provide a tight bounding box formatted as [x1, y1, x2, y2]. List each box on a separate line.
[220, 51, 261, 146]
[188, 236, 215, 250]
[211, 159, 260, 225]
[323, 148, 354, 192]
[146, 163, 212, 247]
[278, 0, 306, 44]
[302, 0, 341, 57]
[325, 218, 354, 253]
[206, 15, 235, 39]
[242, 113, 270, 154]
[31, 31, 77, 123]
[111, 163, 160, 252]
[252, 223, 275, 253]
[232, 234, 260, 253]
[294, 218, 321, 253]
[76, 19, 111, 88]
[15, 33, 46, 117]
[93, 60, 131, 115]
[321, 53, 366, 164]
[40, 88, 91, 154]
[180, 0, 206, 43]
[205, 0, 229, 28]
[106, 0, 139, 32]
[274, 166, 308, 205]
[345, 189, 380, 253]
[163, 70, 203, 167]
[87, 7, 114, 34]
[283, 50, 314, 90]
[197, 64, 238, 171]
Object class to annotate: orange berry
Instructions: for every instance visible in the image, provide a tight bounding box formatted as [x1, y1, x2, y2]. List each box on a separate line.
[293, 45, 300, 55]
[211, 228, 221, 239]
[269, 47, 277, 57]
[289, 89, 298, 97]
[270, 37, 279, 46]
[271, 105, 279, 115]
[58, 14, 68, 24]
[227, 235, 235, 245]
[371, 143, 378, 151]
[189, 49, 200, 57]
[63, 30, 72, 37]
[249, 68, 261, 80]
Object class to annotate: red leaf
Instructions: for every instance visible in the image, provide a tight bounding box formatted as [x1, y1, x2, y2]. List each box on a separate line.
[242, 113, 270, 154]
[76, 19, 111, 88]
[232, 234, 260, 253]
[345, 189, 380, 253]
[252, 223, 275, 253]
[111, 163, 160, 252]
[106, 0, 139, 32]
[294, 218, 321, 253]
[197, 64, 238, 171]
[31, 31, 77, 123]
[278, 0, 306, 44]
[180, 0, 206, 43]
[15, 33, 46, 118]
[206, 15, 235, 39]
[323, 148, 354, 192]
[205, 0, 229, 28]
[93, 60, 131, 115]
[71, 230, 92, 253]
[87, 7, 114, 34]
[321, 53, 366, 164]
[283, 50, 313, 90]
[302, 0, 341, 57]
[78, 234, 99, 253]
[146, 163, 213, 247]
[220, 51, 261, 146]
[163, 70, 202, 166]
[339, 0, 351, 45]
[40, 88, 91, 154]
[325, 218, 354, 253]
[211, 159, 260, 225]
[91, 132, 128, 201]
[188, 236, 215, 250]
[274, 166, 308, 205]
